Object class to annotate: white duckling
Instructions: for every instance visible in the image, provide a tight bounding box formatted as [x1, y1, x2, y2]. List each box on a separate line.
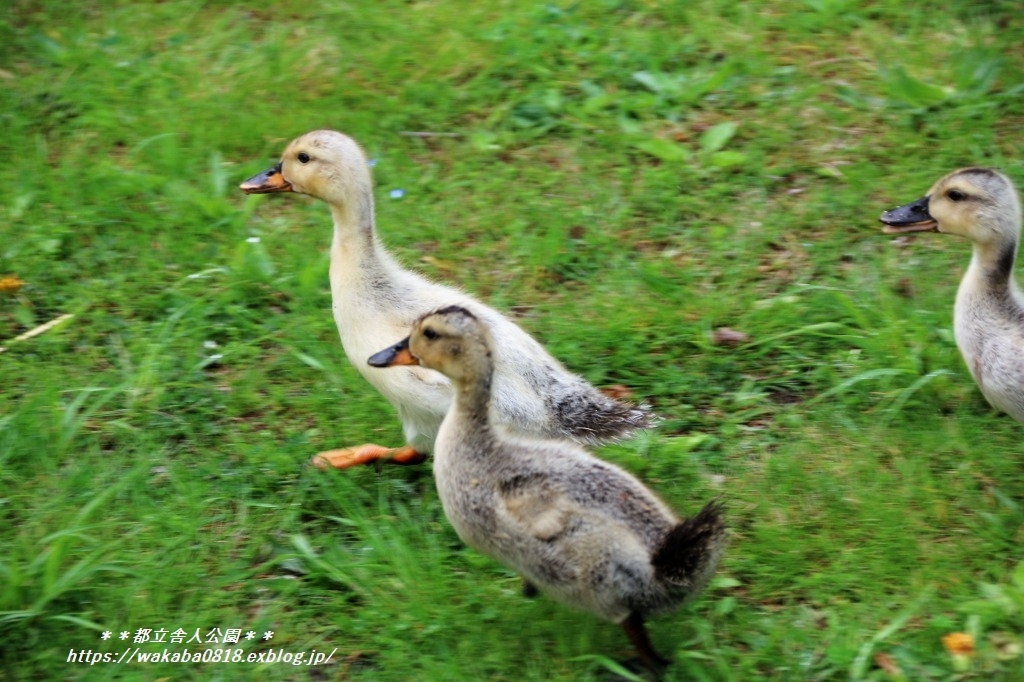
[240, 130, 651, 468]
[880, 167, 1024, 422]
[369, 305, 726, 676]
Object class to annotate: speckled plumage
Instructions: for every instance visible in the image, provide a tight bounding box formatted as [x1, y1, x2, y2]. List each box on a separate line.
[247, 130, 651, 455]
[881, 167, 1024, 422]
[379, 306, 726, 670]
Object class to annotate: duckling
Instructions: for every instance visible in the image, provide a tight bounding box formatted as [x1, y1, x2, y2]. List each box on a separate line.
[240, 131, 651, 469]
[880, 167, 1024, 423]
[369, 305, 726, 676]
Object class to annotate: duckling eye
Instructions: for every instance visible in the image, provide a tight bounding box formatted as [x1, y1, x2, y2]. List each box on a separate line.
[423, 327, 439, 340]
[297, 152, 311, 164]
[947, 189, 966, 202]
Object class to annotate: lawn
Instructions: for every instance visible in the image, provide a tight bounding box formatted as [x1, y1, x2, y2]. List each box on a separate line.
[2, 1, 1023, 680]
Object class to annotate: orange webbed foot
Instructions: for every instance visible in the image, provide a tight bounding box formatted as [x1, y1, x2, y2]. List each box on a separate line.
[310, 444, 426, 470]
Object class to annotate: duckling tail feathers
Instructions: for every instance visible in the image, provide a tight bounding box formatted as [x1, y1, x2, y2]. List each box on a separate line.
[556, 395, 657, 446]
[652, 500, 727, 590]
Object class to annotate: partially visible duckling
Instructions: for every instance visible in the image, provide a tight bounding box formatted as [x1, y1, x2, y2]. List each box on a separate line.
[880, 167, 1024, 422]
[240, 130, 651, 470]
[369, 306, 726, 676]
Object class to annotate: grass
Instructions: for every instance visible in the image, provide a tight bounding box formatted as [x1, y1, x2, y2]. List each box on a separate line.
[2, 0, 1023, 679]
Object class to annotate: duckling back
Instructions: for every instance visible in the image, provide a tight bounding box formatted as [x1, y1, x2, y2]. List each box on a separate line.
[433, 425, 726, 624]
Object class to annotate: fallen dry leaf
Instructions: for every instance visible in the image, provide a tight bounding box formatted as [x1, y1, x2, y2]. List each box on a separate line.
[712, 327, 750, 346]
[600, 384, 633, 401]
[873, 652, 900, 675]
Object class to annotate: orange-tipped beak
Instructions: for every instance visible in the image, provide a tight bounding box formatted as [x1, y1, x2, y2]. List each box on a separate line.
[240, 162, 293, 194]
[367, 337, 419, 368]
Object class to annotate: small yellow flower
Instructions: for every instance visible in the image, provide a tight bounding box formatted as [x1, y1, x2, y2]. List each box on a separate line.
[941, 632, 975, 655]
[0, 275, 26, 294]
[942, 632, 974, 672]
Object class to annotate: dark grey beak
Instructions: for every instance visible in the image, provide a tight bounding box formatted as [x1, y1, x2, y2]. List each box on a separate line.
[368, 336, 418, 367]
[879, 195, 937, 234]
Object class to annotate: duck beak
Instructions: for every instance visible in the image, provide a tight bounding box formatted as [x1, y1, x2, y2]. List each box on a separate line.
[239, 162, 293, 194]
[879, 195, 938, 234]
[368, 336, 419, 368]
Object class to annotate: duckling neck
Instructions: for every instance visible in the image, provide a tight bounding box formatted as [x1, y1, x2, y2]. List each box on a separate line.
[327, 196, 413, 311]
[450, 366, 496, 435]
[328, 198, 380, 266]
[964, 236, 1022, 302]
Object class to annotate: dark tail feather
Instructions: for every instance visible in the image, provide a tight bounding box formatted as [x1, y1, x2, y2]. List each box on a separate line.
[585, 401, 655, 443]
[652, 499, 727, 589]
[559, 393, 657, 446]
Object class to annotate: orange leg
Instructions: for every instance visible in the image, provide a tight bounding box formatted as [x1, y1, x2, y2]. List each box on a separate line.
[310, 444, 427, 470]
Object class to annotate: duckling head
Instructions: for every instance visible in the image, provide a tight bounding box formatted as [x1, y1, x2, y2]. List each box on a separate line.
[368, 306, 494, 385]
[240, 130, 373, 209]
[880, 167, 1022, 248]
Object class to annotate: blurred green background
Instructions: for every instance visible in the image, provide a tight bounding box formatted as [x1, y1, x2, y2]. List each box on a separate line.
[1, 1, 1023, 680]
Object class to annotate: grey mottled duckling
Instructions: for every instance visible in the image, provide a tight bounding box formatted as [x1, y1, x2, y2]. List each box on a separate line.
[369, 305, 726, 676]
[881, 167, 1024, 423]
[240, 130, 651, 470]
